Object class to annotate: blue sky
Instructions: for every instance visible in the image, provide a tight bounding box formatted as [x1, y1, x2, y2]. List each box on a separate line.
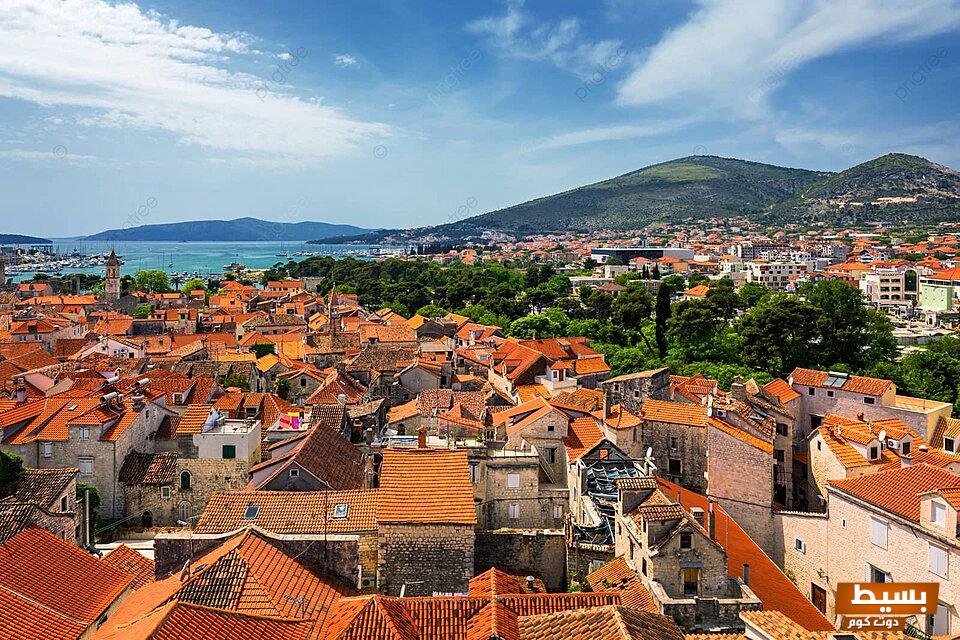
[1, 0, 959, 237]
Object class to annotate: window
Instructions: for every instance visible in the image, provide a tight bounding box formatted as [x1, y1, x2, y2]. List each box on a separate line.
[180, 471, 191, 491]
[544, 447, 556, 464]
[826, 390, 835, 398]
[869, 445, 879, 460]
[289, 468, 299, 478]
[794, 538, 806, 554]
[930, 544, 948, 577]
[547, 424, 554, 433]
[41, 442, 52, 458]
[178, 502, 190, 522]
[470, 462, 480, 484]
[871, 517, 888, 549]
[670, 437, 679, 451]
[60, 495, 68, 511]
[222, 444, 237, 459]
[864, 396, 876, 405]
[902, 440, 911, 455]
[680, 532, 692, 549]
[332, 503, 349, 519]
[776, 423, 788, 437]
[933, 501, 947, 526]
[691, 508, 705, 527]
[946, 438, 956, 454]
[928, 602, 950, 636]
[774, 449, 785, 464]
[553, 504, 563, 519]
[742, 564, 750, 585]
[507, 473, 520, 489]
[243, 504, 260, 520]
[300, 377, 307, 387]
[508, 503, 519, 519]
[78, 426, 90, 441]
[817, 440, 822, 451]
[808, 387, 815, 396]
[79, 457, 93, 475]
[641, 558, 647, 575]
[160, 486, 171, 500]
[867, 564, 890, 583]
[668, 458, 682, 476]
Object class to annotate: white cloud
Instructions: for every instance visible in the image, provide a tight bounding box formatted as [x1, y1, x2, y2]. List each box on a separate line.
[0, 148, 97, 163]
[0, 0, 387, 164]
[467, 0, 624, 77]
[618, 0, 960, 117]
[522, 119, 694, 152]
[334, 54, 358, 67]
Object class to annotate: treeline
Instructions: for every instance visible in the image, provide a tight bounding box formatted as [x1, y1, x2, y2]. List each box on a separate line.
[270, 257, 919, 392]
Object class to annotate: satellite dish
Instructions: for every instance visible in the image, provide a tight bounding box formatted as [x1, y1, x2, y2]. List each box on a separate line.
[645, 447, 653, 459]
[877, 429, 886, 443]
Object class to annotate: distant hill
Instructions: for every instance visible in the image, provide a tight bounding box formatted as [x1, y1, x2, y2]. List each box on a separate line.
[763, 153, 960, 224]
[0, 234, 52, 244]
[321, 153, 960, 243]
[85, 217, 370, 242]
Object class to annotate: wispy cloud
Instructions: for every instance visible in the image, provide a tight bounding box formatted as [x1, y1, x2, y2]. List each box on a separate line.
[617, 0, 960, 117]
[522, 119, 694, 152]
[467, 0, 623, 77]
[0, 0, 387, 164]
[334, 54, 358, 67]
[0, 148, 97, 163]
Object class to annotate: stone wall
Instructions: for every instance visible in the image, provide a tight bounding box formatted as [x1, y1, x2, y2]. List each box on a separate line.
[154, 530, 361, 587]
[377, 523, 475, 596]
[123, 457, 249, 528]
[475, 529, 566, 592]
[642, 419, 707, 493]
[566, 541, 614, 586]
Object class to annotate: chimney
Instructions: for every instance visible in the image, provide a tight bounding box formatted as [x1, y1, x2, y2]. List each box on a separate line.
[15, 380, 26, 404]
[603, 394, 611, 420]
[337, 393, 347, 406]
[730, 376, 746, 401]
[708, 500, 716, 539]
[856, 411, 865, 422]
[363, 454, 376, 489]
[525, 576, 535, 591]
[132, 392, 145, 411]
[417, 425, 427, 449]
[364, 427, 374, 445]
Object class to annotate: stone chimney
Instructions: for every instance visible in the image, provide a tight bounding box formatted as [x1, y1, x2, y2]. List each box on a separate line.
[15, 379, 26, 404]
[603, 394, 611, 420]
[363, 454, 376, 489]
[730, 376, 746, 401]
[417, 425, 427, 449]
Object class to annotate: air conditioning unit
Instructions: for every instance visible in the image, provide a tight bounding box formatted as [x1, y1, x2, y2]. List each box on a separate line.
[887, 438, 898, 449]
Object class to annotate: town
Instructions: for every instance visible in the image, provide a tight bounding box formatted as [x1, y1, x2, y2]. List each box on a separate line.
[2, 217, 960, 639]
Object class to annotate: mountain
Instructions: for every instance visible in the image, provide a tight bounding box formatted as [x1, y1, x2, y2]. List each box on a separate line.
[452, 156, 829, 234]
[763, 153, 960, 224]
[0, 234, 52, 244]
[85, 217, 370, 242]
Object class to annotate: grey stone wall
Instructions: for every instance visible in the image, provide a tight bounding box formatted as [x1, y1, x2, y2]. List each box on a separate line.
[475, 529, 566, 592]
[377, 523, 475, 596]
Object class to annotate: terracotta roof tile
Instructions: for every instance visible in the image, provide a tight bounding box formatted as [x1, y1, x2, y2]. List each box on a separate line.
[641, 399, 707, 427]
[101, 544, 155, 590]
[196, 490, 378, 534]
[830, 463, 960, 522]
[376, 449, 477, 525]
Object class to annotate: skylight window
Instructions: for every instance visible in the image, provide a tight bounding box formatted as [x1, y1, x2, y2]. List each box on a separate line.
[332, 504, 349, 519]
[823, 372, 849, 388]
[243, 504, 260, 520]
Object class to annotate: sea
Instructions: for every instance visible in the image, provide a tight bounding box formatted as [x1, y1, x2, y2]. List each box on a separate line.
[9, 240, 388, 282]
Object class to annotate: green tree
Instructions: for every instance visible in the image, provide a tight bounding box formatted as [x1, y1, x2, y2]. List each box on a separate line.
[132, 303, 152, 319]
[612, 284, 653, 330]
[0, 451, 24, 486]
[276, 378, 291, 400]
[800, 280, 897, 370]
[737, 295, 820, 376]
[251, 343, 276, 359]
[416, 304, 449, 318]
[133, 270, 171, 293]
[654, 284, 671, 359]
[181, 278, 206, 292]
[508, 314, 560, 339]
[666, 300, 730, 363]
[738, 282, 770, 308]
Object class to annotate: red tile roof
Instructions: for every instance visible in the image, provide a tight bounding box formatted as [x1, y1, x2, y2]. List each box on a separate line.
[0, 527, 132, 636]
[830, 463, 960, 522]
[101, 544, 156, 590]
[376, 449, 477, 525]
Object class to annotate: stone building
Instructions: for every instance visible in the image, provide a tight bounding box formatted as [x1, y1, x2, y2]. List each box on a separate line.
[0, 467, 79, 543]
[375, 447, 477, 596]
[119, 451, 249, 527]
[601, 368, 671, 416]
[105, 249, 120, 303]
[778, 463, 960, 635]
